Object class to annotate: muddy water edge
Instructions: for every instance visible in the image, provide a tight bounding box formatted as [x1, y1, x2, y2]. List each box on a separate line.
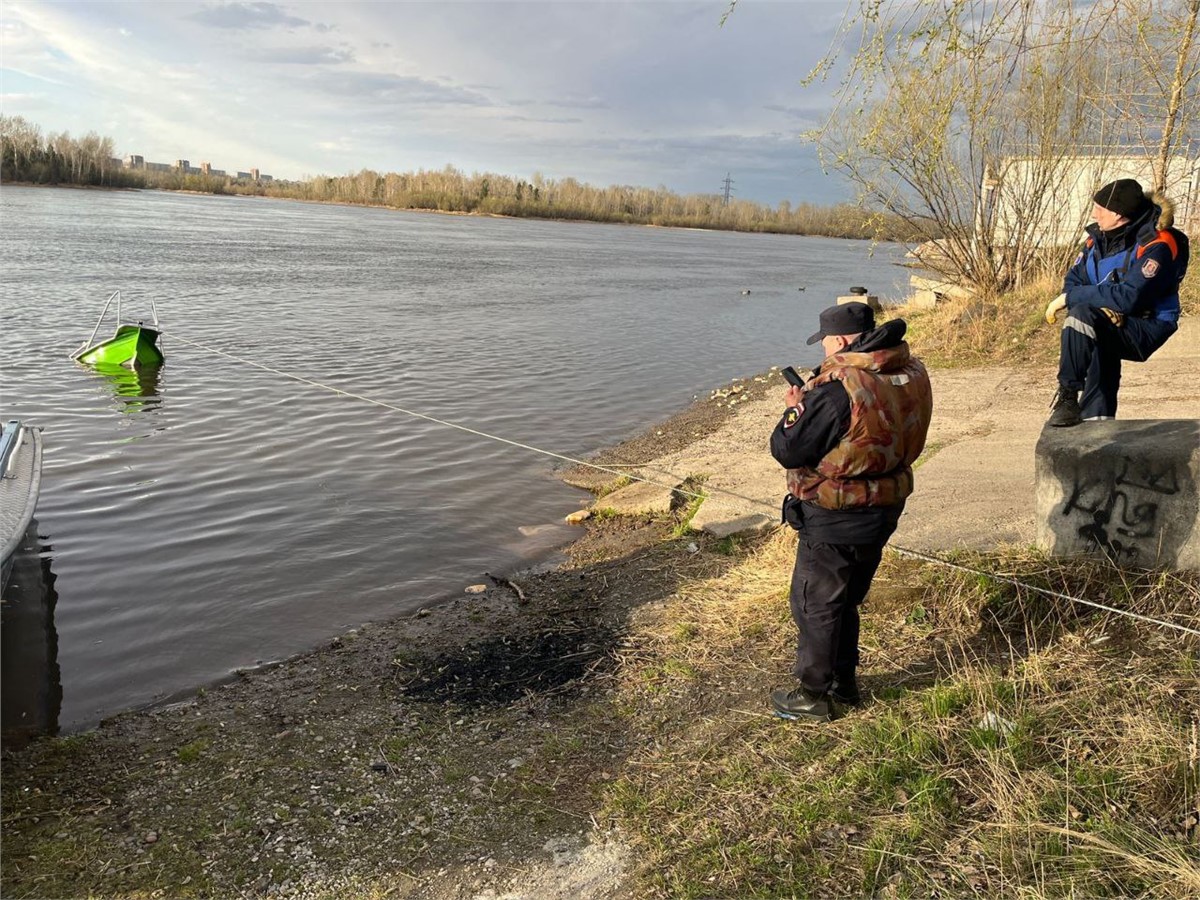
[0, 370, 786, 900]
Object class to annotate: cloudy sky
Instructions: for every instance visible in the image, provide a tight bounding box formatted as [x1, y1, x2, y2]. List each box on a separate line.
[2, 1, 858, 204]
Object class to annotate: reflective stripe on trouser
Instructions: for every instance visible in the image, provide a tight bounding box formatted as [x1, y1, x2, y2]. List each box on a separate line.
[789, 537, 888, 695]
[1058, 306, 1177, 419]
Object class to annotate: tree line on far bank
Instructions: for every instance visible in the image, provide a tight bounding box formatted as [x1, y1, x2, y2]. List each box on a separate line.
[0, 115, 925, 242]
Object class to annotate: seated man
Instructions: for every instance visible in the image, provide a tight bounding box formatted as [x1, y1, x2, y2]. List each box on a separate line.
[1046, 179, 1189, 427]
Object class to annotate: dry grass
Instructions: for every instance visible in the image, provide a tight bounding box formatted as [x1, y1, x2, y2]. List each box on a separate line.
[887, 276, 1063, 369]
[1181, 277, 1199, 318]
[602, 529, 1200, 898]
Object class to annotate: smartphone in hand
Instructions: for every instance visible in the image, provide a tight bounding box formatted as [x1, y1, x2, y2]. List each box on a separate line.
[781, 366, 806, 388]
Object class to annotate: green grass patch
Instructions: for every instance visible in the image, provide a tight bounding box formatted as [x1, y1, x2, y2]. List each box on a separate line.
[595, 475, 633, 498]
[176, 738, 210, 764]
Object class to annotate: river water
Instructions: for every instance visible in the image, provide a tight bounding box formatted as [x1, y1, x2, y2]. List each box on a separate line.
[0, 186, 909, 732]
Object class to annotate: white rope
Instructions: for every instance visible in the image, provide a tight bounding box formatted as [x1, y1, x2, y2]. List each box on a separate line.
[160, 332, 714, 504]
[158, 330, 1200, 639]
[888, 546, 1200, 637]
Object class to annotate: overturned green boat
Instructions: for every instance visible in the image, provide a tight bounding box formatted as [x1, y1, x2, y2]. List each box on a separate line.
[71, 290, 164, 368]
[73, 324, 164, 367]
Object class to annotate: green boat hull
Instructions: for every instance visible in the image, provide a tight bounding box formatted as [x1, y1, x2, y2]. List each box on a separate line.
[76, 325, 164, 368]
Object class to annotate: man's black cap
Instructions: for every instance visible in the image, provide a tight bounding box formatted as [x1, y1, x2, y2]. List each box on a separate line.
[1093, 178, 1149, 220]
[806, 302, 875, 345]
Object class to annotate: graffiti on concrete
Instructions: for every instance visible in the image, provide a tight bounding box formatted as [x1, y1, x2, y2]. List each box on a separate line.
[1061, 456, 1181, 564]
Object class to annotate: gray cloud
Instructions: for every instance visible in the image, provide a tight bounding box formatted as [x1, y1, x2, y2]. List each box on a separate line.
[500, 114, 582, 125]
[189, 2, 318, 31]
[254, 45, 355, 65]
[762, 104, 827, 124]
[543, 97, 609, 110]
[301, 70, 492, 107]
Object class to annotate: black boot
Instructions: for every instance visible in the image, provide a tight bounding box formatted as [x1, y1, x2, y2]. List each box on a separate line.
[1048, 386, 1082, 427]
[830, 675, 862, 706]
[770, 686, 832, 722]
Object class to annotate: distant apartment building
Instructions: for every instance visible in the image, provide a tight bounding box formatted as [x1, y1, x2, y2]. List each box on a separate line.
[121, 153, 273, 182]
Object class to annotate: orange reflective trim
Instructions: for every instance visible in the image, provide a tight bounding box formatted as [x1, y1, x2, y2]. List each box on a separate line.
[1137, 229, 1179, 260]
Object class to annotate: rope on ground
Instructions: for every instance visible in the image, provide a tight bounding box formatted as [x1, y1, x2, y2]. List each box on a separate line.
[888, 546, 1200, 637]
[158, 330, 1200, 639]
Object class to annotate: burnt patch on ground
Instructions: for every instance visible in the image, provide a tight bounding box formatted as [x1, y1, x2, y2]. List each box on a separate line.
[395, 625, 623, 706]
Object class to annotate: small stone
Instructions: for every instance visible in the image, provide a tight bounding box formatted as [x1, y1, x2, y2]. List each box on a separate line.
[464, 585, 488, 595]
[565, 510, 591, 525]
[143, 831, 159, 844]
[978, 711, 1016, 735]
[417, 607, 432, 616]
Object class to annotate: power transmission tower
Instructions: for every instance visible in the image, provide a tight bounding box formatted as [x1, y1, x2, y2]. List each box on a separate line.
[720, 173, 735, 205]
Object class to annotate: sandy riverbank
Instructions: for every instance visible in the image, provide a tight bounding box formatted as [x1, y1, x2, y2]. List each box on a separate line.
[3, 319, 1198, 898]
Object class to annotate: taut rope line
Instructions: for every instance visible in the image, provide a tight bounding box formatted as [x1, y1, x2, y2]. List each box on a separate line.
[158, 330, 1200, 639]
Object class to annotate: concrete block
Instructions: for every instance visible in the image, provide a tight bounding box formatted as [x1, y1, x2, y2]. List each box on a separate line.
[689, 498, 775, 538]
[1035, 420, 1200, 570]
[908, 274, 974, 302]
[837, 294, 882, 312]
[592, 479, 675, 516]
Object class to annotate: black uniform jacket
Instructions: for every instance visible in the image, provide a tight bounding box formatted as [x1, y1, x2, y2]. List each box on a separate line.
[770, 320, 908, 545]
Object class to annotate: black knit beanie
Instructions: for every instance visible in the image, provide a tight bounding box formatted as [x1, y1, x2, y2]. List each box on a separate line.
[1093, 179, 1149, 220]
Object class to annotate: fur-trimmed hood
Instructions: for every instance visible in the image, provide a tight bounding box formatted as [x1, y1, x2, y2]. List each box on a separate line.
[1150, 190, 1175, 230]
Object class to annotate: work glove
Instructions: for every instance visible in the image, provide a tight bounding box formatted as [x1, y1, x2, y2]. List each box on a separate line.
[1100, 308, 1125, 328]
[1045, 293, 1067, 324]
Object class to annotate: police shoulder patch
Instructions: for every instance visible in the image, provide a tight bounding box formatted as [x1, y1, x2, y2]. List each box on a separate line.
[1141, 258, 1160, 279]
[783, 404, 803, 428]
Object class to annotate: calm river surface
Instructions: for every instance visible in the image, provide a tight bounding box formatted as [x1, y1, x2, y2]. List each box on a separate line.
[0, 186, 909, 732]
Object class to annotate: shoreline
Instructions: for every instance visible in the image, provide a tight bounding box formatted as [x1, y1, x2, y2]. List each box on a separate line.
[38, 369, 771, 737]
[5, 327, 1198, 897]
[3, 182, 900, 243]
[0, 370, 769, 898]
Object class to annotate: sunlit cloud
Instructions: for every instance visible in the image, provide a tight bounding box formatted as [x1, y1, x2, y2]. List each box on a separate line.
[1, 1, 856, 204]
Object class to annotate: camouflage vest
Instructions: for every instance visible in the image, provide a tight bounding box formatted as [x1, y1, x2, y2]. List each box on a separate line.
[786, 343, 933, 509]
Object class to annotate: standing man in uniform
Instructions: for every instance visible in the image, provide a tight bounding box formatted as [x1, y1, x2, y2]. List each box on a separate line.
[769, 302, 933, 722]
[1046, 179, 1189, 426]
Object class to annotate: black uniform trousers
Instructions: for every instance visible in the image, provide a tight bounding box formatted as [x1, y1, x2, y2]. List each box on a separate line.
[1059, 305, 1177, 419]
[788, 537, 887, 696]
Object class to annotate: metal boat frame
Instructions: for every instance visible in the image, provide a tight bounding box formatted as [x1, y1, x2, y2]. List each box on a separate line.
[70, 290, 164, 368]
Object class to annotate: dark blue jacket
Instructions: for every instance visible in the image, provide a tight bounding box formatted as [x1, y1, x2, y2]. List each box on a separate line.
[1063, 200, 1188, 323]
